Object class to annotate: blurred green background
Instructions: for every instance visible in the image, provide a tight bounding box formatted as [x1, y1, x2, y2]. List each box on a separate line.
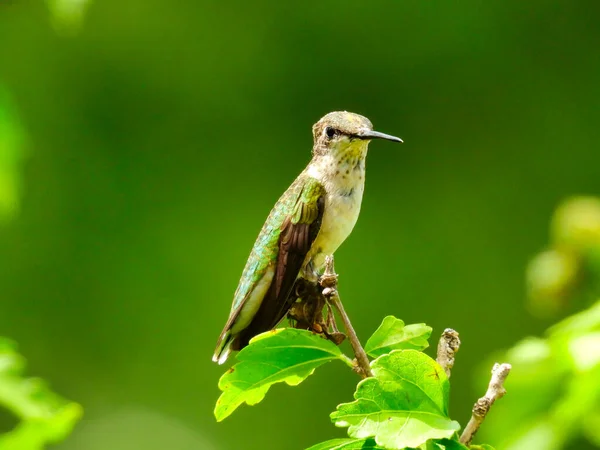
[1, 0, 600, 449]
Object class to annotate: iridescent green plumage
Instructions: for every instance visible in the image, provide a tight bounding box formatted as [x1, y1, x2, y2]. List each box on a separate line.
[213, 111, 402, 364]
[213, 174, 325, 363]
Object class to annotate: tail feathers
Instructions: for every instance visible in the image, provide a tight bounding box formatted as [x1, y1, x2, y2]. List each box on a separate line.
[213, 332, 235, 365]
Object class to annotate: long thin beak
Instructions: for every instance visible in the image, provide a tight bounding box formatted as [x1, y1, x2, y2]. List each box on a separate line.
[357, 130, 403, 143]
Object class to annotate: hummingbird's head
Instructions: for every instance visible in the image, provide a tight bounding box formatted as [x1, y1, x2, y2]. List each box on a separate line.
[312, 111, 402, 158]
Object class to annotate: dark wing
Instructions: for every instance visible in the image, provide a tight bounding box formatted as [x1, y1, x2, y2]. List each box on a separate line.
[234, 180, 325, 349]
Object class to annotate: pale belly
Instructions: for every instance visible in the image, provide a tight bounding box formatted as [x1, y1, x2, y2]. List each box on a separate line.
[304, 185, 364, 273]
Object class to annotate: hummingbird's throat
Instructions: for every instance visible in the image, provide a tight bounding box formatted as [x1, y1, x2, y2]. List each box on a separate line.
[332, 137, 369, 160]
[311, 139, 369, 179]
[308, 152, 365, 185]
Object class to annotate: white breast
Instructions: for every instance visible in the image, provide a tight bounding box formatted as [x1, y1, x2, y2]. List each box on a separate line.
[304, 156, 366, 271]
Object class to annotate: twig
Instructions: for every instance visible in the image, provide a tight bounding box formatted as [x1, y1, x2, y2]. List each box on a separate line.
[436, 328, 460, 378]
[320, 255, 374, 379]
[459, 362, 512, 446]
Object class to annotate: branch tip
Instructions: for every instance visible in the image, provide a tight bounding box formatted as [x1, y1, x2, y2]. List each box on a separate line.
[436, 328, 460, 378]
[459, 362, 512, 446]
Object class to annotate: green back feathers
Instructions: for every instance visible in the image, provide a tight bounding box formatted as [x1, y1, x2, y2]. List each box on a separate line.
[230, 174, 324, 313]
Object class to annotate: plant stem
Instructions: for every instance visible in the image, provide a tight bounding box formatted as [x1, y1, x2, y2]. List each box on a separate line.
[320, 255, 373, 379]
[339, 353, 356, 370]
[330, 293, 374, 378]
[459, 362, 512, 446]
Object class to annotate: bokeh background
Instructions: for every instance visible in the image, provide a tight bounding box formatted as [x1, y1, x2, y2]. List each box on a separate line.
[1, 0, 599, 449]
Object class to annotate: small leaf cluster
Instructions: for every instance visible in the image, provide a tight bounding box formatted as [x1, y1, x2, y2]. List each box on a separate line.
[527, 196, 600, 316]
[0, 338, 83, 449]
[504, 196, 600, 448]
[478, 299, 600, 449]
[215, 317, 495, 449]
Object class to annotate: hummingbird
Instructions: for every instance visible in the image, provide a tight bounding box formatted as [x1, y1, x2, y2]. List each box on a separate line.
[213, 111, 402, 364]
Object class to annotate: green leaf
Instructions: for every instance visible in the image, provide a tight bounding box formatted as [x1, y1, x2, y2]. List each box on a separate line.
[331, 350, 460, 449]
[0, 338, 83, 449]
[215, 328, 344, 421]
[365, 316, 432, 358]
[306, 438, 382, 450]
[307, 438, 470, 450]
[549, 299, 600, 338]
[470, 445, 496, 450]
[478, 301, 600, 448]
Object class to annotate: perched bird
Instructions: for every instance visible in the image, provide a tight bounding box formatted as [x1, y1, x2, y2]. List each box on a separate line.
[213, 111, 402, 364]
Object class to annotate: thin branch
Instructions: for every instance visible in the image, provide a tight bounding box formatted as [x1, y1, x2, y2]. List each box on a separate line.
[320, 255, 374, 379]
[459, 362, 512, 446]
[436, 328, 460, 378]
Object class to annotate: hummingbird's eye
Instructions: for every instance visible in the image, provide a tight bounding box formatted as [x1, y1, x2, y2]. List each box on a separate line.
[325, 127, 337, 139]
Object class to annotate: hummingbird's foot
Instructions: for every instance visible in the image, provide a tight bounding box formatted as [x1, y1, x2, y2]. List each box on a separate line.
[319, 255, 339, 289]
[319, 275, 338, 290]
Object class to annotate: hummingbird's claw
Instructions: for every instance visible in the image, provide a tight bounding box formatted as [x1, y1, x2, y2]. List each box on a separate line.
[319, 274, 338, 290]
[320, 255, 338, 289]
